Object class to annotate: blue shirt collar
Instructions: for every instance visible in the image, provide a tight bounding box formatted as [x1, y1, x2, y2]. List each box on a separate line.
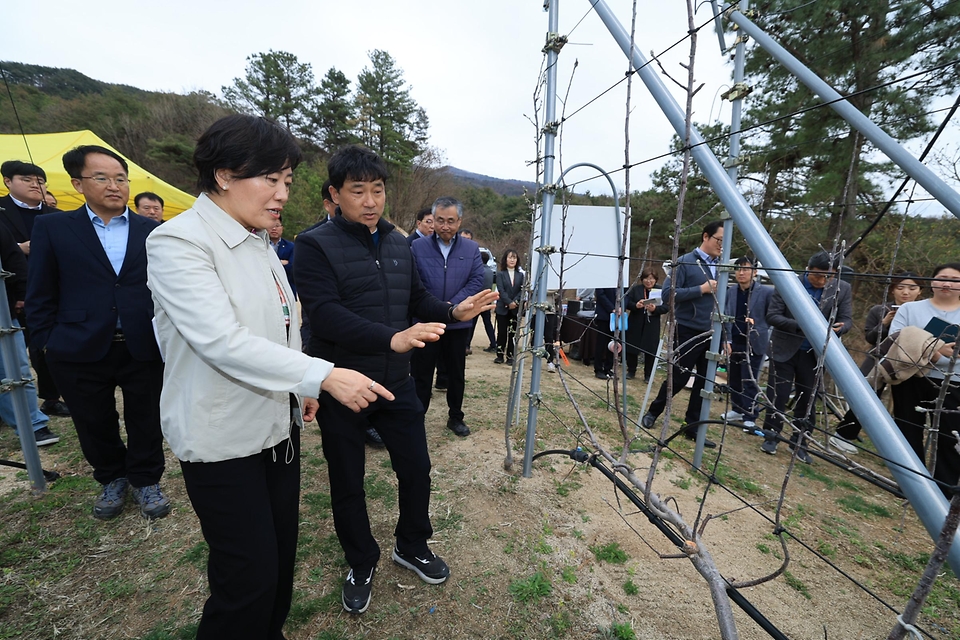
[85, 204, 130, 224]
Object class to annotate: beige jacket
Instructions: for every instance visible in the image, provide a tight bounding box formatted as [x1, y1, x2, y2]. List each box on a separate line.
[146, 193, 332, 463]
[867, 325, 946, 388]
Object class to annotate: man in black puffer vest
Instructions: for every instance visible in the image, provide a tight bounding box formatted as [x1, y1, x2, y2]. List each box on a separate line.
[294, 145, 497, 616]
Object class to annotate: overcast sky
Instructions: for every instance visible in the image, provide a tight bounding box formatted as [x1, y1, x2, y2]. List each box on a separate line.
[3, 0, 740, 197]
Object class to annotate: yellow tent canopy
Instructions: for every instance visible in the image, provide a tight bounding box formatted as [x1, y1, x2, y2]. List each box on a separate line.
[0, 130, 196, 219]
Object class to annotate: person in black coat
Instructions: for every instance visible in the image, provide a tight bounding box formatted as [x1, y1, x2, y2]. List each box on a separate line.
[0, 160, 70, 417]
[625, 267, 665, 382]
[494, 249, 524, 364]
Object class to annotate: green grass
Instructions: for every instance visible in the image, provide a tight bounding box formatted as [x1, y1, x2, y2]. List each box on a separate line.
[590, 542, 629, 564]
[363, 474, 396, 509]
[560, 565, 577, 584]
[601, 622, 637, 640]
[836, 495, 893, 518]
[179, 541, 209, 570]
[623, 579, 639, 595]
[784, 570, 812, 599]
[509, 571, 552, 603]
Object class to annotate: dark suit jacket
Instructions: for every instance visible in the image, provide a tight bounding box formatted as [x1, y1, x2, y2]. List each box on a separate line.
[0, 194, 57, 246]
[766, 276, 853, 362]
[495, 269, 524, 315]
[0, 222, 27, 317]
[407, 230, 428, 247]
[723, 282, 774, 357]
[25, 206, 161, 363]
[273, 237, 296, 297]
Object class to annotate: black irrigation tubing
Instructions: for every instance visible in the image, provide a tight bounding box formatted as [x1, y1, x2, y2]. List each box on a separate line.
[552, 342, 960, 496]
[530, 445, 795, 638]
[532, 384, 941, 637]
[0, 459, 59, 482]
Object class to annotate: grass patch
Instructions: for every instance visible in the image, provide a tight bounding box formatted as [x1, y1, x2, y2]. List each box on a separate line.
[590, 542, 629, 564]
[623, 579, 639, 595]
[783, 570, 812, 599]
[509, 571, 552, 603]
[363, 474, 396, 509]
[836, 495, 893, 518]
[560, 565, 577, 584]
[601, 622, 637, 640]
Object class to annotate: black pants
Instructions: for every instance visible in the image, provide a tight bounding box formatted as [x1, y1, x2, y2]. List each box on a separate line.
[181, 426, 300, 640]
[728, 348, 765, 421]
[469, 311, 497, 349]
[648, 324, 711, 428]
[318, 377, 433, 572]
[412, 328, 469, 421]
[762, 348, 818, 436]
[19, 315, 62, 402]
[593, 313, 613, 374]
[626, 350, 657, 381]
[46, 341, 164, 487]
[891, 375, 960, 496]
[496, 310, 519, 359]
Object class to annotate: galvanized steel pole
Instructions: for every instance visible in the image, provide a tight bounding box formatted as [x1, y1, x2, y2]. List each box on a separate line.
[588, 0, 960, 573]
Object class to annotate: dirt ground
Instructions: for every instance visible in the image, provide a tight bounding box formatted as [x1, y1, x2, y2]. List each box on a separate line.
[0, 330, 958, 639]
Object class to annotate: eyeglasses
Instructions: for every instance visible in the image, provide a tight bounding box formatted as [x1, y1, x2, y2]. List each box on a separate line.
[710, 235, 723, 243]
[16, 176, 45, 186]
[81, 176, 130, 186]
[806, 271, 833, 280]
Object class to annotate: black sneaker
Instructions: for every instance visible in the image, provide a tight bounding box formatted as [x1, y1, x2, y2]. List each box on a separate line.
[40, 400, 70, 417]
[33, 426, 60, 446]
[342, 567, 375, 614]
[446, 418, 470, 437]
[392, 547, 450, 585]
[364, 427, 385, 448]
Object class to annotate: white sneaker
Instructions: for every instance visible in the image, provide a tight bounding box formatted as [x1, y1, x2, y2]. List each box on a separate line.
[829, 436, 858, 455]
[742, 420, 757, 432]
[721, 410, 744, 422]
[546, 362, 556, 372]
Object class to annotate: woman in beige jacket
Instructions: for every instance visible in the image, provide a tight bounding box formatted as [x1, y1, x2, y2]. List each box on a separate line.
[146, 115, 392, 639]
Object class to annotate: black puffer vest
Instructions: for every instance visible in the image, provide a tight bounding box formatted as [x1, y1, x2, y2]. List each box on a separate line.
[307, 215, 414, 385]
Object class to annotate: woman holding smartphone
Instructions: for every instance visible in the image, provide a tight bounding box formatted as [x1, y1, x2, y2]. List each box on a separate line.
[888, 263, 960, 495]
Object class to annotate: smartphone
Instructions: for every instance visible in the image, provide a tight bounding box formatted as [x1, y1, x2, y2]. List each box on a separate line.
[891, 305, 901, 309]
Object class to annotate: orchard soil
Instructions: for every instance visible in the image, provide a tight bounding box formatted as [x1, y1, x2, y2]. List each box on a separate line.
[0, 333, 958, 639]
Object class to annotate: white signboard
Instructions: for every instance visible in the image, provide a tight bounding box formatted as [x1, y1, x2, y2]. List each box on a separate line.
[529, 204, 630, 289]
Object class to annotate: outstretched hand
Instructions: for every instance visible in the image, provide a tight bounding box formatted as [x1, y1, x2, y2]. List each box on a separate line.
[452, 289, 499, 322]
[391, 322, 446, 354]
[321, 368, 395, 413]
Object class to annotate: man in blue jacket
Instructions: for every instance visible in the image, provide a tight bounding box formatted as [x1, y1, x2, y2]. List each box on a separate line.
[410, 197, 485, 437]
[641, 221, 724, 448]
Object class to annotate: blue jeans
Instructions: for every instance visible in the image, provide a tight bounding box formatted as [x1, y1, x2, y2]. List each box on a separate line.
[0, 320, 49, 434]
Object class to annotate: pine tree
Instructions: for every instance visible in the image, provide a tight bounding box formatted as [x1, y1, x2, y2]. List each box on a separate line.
[309, 67, 358, 153]
[221, 50, 318, 137]
[742, 1, 960, 239]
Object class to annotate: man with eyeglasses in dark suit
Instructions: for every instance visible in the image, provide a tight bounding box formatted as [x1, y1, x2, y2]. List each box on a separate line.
[26, 145, 169, 521]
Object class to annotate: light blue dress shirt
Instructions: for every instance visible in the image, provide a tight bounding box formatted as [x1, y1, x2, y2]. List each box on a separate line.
[86, 205, 130, 329]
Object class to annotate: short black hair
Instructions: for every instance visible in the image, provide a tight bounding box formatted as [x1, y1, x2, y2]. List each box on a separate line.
[931, 263, 960, 279]
[327, 145, 388, 190]
[807, 251, 839, 271]
[460, 228, 473, 237]
[134, 192, 164, 208]
[321, 179, 333, 203]
[194, 114, 302, 194]
[702, 220, 723, 239]
[415, 207, 432, 222]
[479, 250, 491, 263]
[1, 160, 46, 182]
[734, 256, 755, 268]
[62, 146, 129, 180]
